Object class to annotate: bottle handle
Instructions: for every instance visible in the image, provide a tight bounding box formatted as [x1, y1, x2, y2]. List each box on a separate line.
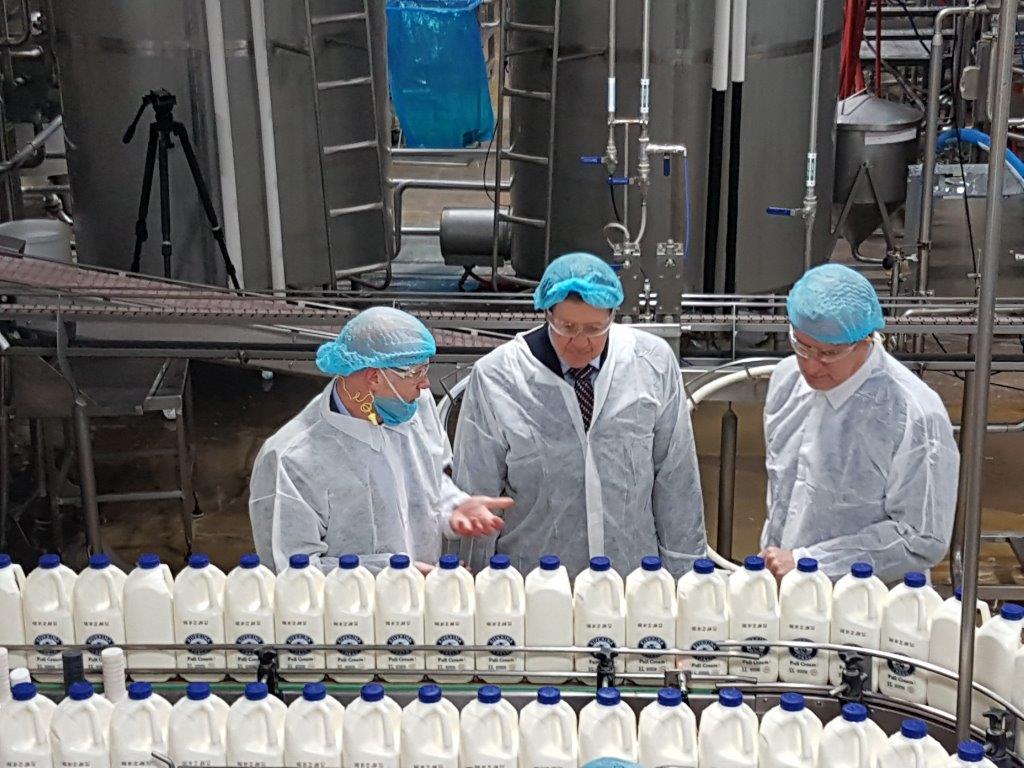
[508, 578, 524, 615]
[260, 701, 280, 750]
[378, 709, 396, 751]
[100, 568, 118, 611]
[866, 585, 880, 623]
[914, 592, 929, 633]
[145, 701, 161, 745]
[609, 579, 623, 614]
[301, 568, 319, 610]
[660, 578, 674, 613]
[457, 574, 470, 612]
[796, 717, 813, 762]
[976, 600, 992, 624]
[317, 704, 337, 751]
[86, 705, 104, 747]
[255, 570, 271, 610]
[814, 580, 828, 615]
[356, 572, 370, 611]
[427, 708, 453, 752]
[557, 708, 573, 752]
[738, 712, 754, 754]
[200, 568, 219, 610]
[29, 701, 46, 745]
[853, 725, 868, 766]
[204, 701, 224, 751]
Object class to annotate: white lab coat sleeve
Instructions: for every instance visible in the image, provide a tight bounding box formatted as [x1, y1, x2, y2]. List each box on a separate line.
[652, 370, 708, 575]
[798, 409, 959, 581]
[266, 456, 340, 574]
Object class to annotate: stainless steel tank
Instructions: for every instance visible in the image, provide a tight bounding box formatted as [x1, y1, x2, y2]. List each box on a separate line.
[507, 0, 844, 293]
[834, 93, 922, 254]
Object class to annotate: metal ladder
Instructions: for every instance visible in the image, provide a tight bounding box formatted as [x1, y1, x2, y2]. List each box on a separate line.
[489, 0, 563, 279]
[302, 0, 391, 283]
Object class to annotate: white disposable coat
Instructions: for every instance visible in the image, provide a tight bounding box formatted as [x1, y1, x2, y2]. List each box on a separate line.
[453, 325, 706, 577]
[249, 382, 469, 573]
[761, 344, 959, 582]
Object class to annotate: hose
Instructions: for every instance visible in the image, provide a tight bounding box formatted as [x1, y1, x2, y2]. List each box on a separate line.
[936, 127, 1024, 190]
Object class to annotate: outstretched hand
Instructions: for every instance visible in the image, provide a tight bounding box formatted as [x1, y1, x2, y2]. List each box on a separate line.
[451, 496, 513, 537]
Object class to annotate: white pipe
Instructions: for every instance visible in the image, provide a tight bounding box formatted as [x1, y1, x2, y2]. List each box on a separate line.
[204, 0, 245, 289]
[249, 0, 287, 294]
[730, 0, 748, 84]
[712, 0, 731, 92]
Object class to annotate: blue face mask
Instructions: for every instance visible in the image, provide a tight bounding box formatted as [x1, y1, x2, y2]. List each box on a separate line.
[374, 373, 418, 426]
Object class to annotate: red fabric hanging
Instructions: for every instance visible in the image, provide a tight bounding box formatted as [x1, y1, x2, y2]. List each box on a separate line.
[839, 0, 870, 98]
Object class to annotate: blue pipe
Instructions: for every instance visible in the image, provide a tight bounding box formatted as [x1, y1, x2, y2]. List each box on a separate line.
[936, 127, 1024, 183]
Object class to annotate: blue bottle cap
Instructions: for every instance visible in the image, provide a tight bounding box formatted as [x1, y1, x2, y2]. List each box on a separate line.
[390, 554, 410, 569]
[851, 562, 873, 579]
[590, 556, 611, 572]
[68, 681, 93, 701]
[901, 719, 928, 740]
[418, 684, 442, 704]
[0, 554, 11, 569]
[797, 558, 818, 573]
[1002, 603, 1024, 622]
[128, 682, 152, 701]
[239, 553, 260, 569]
[303, 682, 327, 702]
[477, 685, 502, 704]
[360, 683, 385, 702]
[842, 703, 868, 723]
[339, 554, 360, 570]
[11, 682, 35, 701]
[489, 554, 511, 570]
[245, 682, 268, 701]
[38, 554, 60, 569]
[188, 553, 210, 569]
[439, 554, 460, 570]
[596, 687, 620, 706]
[904, 572, 926, 588]
[954, 587, 963, 600]
[539, 555, 560, 571]
[289, 554, 310, 569]
[657, 688, 682, 707]
[641, 556, 662, 572]
[693, 558, 715, 575]
[537, 686, 561, 705]
[744, 555, 765, 572]
[138, 553, 160, 569]
[186, 682, 211, 701]
[719, 688, 743, 708]
[89, 554, 110, 569]
[957, 741, 985, 763]
[780, 692, 805, 712]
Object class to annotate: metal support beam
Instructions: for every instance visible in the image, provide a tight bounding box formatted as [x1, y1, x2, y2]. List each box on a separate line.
[717, 405, 738, 561]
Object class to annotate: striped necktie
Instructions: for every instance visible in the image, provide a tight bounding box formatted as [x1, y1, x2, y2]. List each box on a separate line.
[569, 365, 595, 431]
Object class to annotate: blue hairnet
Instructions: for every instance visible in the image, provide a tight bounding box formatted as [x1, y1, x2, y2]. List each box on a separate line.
[316, 306, 436, 376]
[534, 252, 624, 311]
[787, 264, 884, 345]
[582, 760, 643, 768]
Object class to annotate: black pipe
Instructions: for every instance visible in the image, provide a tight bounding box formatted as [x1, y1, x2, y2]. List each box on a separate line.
[703, 90, 727, 293]
[724, 83, 743, 294]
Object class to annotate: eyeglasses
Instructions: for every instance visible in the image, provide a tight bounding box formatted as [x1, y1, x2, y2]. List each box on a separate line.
[788, 328, 860, 364]
[389, 363, 430, 380]
[546, 311, 614, 339]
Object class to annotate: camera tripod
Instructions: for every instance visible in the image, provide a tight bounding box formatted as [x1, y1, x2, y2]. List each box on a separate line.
[123, 89, 240, 289]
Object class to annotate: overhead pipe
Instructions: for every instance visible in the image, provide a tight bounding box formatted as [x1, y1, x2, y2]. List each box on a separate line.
[249, 0, 287, 294]
[955, 0, 1020, 741]
[604, 0, 618, 173]
[204, 0, 245, 289]
[802, 0, 826, 270]
[724, 0, 747, 294]
[703, 0, 731, 292]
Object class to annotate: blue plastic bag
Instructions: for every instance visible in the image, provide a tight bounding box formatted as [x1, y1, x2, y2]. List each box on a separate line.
[387, 0, 495, 148]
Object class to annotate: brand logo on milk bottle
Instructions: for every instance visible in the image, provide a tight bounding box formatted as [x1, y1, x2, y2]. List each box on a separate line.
[639, 635, 667, 658]
[741, 636, 770, 658]
[789, 637, 818, 661]
[335, 633, 364, 657]
[588, 636, 617, 659]
[387, 633, 415, 655]
[286, 633, 315, 655]
[691, 639, 720, 662]
[436, 634, 465, 656]
[185, 633, 214, 655]
[236, 633, 264, 656]
[486, 634, 516, 657]
[887, 659, 916, 678]
[34, 633, 62, 655]
[85, 633, 115, 655]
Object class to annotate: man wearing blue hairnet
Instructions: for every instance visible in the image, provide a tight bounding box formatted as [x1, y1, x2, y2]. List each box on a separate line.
[453, 252, 707, 577]
[249, 306, 510, 574]
[761, 264, 959, 582]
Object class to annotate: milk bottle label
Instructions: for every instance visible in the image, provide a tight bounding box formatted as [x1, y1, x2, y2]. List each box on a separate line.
[429, 618, 471, 672]
[783, 623, 825, 680]
[580, 623, 619, 672]
[230, 620, 269, 668]
[736, 620, 773, 675]
[382, 618, 419, 670]
[181, 619, 218, 670]
[480, 618, 521, 672]
[328, 617, 372, 670]
[80, 618, 117, 662]
[687, 628, 726, 675]
[29, 623, 66, 672]
[632, 621, 670, 673]
[281, 620, 318, 669]
[882, 635, 925, 698]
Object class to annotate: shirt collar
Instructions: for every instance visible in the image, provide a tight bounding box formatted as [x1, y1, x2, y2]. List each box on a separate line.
[547, 326, 603, 375]
[822, 339, 881, 409]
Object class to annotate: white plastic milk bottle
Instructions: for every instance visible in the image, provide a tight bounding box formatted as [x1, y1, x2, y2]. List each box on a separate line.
[73, 554, 126, 676]
[677, 558, 729, 678]
[475, 554, 526, 682]
[625, 555, 677, 677]
[174, 554, 227, 682]
[876, 719, 948, 768]
[0, 682, 57, 768]
[109, 682, 171, 768]
[817, 703, 887, 768]
[757, 692, 822, 768]
[169, 683, 228, 768]
[375, 554, 425, 682]
[343, 684, 401, 768]
[0, 554, 27, 669]
[972, 603, 1023, 726]
[275, 553, 326, 682]
[23, 554, 76, 680]
[325, 554, 375, 681]
[284, 682, 344, 768]
[578, 687, 638, 766]
[928, 588, 991, 714]
[880, 572, 942, 704]
[948, 741, 997, 767]
[425, 554, 475, 682]
[460, 685, 518, 768]
[696, 688, 758, 768]
[50, 681, 113, 768]
[728, 555, 780, 682]
[779, 557, 832, 685]
[226, 682, 287, 767]
[637, 688, 697, 768]
[518, 687, 579, 768]
[400, 685, 460, 768]
[829, 562, 887, 687]
[224, 553, 275, 681]
[573, 556, 625, 674]
[123, 553, 175, 683]
[525, 556, 573, 683]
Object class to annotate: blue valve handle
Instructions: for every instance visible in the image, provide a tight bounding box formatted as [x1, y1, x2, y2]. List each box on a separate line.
[608, 176, 630, 186]
[663, 156, 671, 176]
[579, 155, 604, 165]
[766, 206, 796, 217]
